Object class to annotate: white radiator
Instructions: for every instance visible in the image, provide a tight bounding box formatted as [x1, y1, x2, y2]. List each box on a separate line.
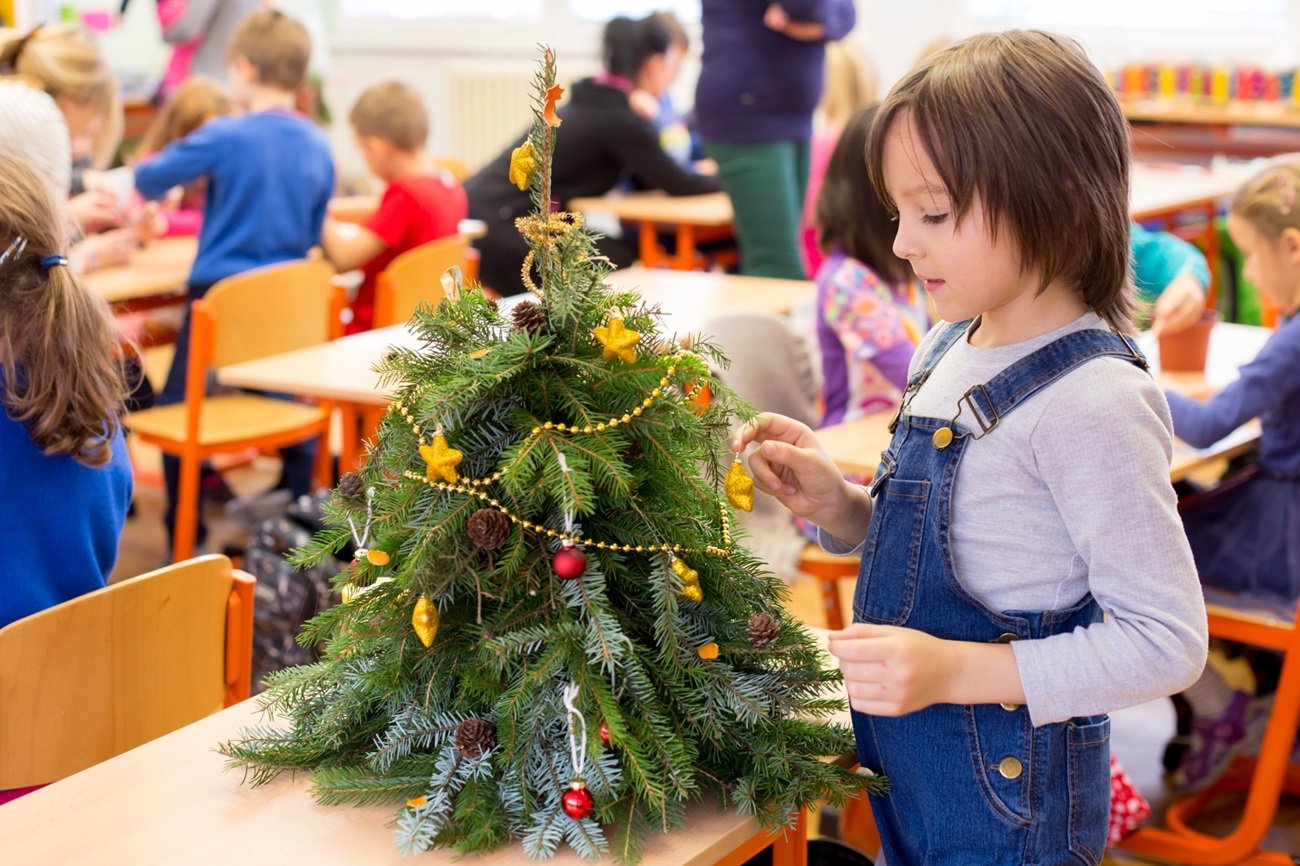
[447, 68, 537, 173]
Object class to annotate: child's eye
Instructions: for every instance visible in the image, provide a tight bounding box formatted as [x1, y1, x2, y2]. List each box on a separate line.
[921, 213, 949, 225]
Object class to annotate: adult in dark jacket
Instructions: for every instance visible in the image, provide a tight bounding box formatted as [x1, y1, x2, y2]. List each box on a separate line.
[466, 15, 720, 297]
[695, 1, 855, 280]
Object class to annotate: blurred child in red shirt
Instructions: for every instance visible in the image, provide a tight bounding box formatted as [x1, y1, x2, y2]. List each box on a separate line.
[321, 81, 467, 333]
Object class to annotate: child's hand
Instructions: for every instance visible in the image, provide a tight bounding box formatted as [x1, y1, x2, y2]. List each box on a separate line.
[731, 413, 853, 527]
[829, 623, 955, 716]
[131, 203, 167, 243]
[627, 88, 660, 121]
[68, 189, 125, 234]
[1151, 271, 1208, 336]
[73, 229, 138, 272]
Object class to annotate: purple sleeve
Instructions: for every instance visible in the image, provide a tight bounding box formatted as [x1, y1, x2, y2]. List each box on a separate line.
[871, 341, 913, 393]
[1165, 324, 1300, 447]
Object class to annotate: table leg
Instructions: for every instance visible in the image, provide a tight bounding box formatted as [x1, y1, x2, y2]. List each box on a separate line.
[639, 221, 667, 269]
[672, 224, 699, 271]
[770, 811, 808, 866]
[338, 403, 360, 474]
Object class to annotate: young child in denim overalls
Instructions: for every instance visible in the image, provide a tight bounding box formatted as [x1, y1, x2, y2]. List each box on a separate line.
[733, 31, 1209, 864]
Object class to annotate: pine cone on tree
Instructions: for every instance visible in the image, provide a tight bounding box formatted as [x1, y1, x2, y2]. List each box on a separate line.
[455, 717, 496, 758]
[511, 300, 547, 334]
[338, 471, 365, 501]
[748, 612, 779, 648]
[467, 507, 511, 550]
[625, 440, 644, 463]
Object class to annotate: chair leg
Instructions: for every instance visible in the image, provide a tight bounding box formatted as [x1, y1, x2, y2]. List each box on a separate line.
[172, 452, 202, 562]
[311, 408, 334, 491]
[839, 790, 881, 858]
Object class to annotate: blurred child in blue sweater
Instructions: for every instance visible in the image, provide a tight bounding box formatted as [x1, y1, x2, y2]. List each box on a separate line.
[134, 8, 334, 555]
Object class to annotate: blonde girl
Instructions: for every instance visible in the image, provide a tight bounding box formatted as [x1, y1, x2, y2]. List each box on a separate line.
[0, 23, 125, 238]
[0, 149, 132, 629]
[735, 31, 1206, 863]
[137, 76, 232, 237]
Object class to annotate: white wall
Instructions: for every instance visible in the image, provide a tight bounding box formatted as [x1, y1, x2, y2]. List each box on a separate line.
[54, 1, 1300, 186]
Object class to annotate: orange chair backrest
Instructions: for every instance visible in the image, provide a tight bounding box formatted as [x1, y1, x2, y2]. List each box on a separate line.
[0, 555, 254, 789]
[373, 234, 470, 328]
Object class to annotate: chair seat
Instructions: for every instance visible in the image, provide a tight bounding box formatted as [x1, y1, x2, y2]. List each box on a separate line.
[128, 394, 326, 447]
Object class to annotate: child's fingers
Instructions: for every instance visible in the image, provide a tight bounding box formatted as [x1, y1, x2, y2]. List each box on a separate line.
[746, 451, 793, 497]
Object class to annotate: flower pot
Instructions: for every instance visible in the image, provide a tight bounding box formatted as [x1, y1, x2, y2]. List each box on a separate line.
[1158, 310, 1220, 373]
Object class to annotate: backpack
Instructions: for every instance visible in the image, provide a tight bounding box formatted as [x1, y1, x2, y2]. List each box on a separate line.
[243, 492, 350, 692]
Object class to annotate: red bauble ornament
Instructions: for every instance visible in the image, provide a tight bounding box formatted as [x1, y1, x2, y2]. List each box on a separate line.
[562, 782, 594, 819]
[552, 545, 587, 580]
[599, 720, 611, 747]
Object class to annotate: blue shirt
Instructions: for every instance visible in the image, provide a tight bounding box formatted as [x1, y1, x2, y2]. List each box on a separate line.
[135, 111, 334, 286]
[1132, 222, 1211, 304]
[0, 393, 132, 629]
[1166, 313, 1300, 477]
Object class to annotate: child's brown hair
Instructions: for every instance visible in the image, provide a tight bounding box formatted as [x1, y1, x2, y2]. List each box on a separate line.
[226, 9, 311, 91]
[1230, 160, 1300, 240]
[349, 81, 428, 151]
[0, 23, 122, 168]
[867, 30, 1136, 329]
[0, 150, 124, 467]
[141, 76, 231, 155]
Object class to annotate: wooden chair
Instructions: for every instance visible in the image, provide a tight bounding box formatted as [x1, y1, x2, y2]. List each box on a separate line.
[371, 234, 471, 329]
[1120, 600, 1300, 865]
[127, 259, 342, 562]
[799, 543, 860, 631]
[0, 555, 254, 790]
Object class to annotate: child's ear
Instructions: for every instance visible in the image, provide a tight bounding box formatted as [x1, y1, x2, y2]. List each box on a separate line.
[231, 55, 259, 85]
[1280, 227, 1300, 264]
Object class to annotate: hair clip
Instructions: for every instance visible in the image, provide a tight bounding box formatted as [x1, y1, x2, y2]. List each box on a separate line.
[39, 254, 68, 271]
[1278, 175, 1296, 216]
[0, 236, 28, 267]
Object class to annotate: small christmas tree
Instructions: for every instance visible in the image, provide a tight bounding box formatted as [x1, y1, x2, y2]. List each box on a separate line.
[221, 49, 881, 862]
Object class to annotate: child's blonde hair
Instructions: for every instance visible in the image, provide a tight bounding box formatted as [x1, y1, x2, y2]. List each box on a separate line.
[820, 40, 876, 130]
[1230, 161, 1300, 239]
[867, 30, 1136, 330]
[140, 76, 232, 155]
[0, 24, 122, 169]
[0, 150, 124, 467]
[226, 9, 312, 91]
[349, 81, 427, 151]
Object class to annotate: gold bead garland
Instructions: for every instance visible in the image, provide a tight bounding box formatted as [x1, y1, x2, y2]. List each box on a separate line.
[399, 468, 732, 558]
[390, 351, 734, 560]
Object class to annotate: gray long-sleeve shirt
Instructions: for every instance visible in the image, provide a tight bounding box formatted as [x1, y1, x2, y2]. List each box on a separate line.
[162, 0, 261, 83]
[825, 313, 1208, 726]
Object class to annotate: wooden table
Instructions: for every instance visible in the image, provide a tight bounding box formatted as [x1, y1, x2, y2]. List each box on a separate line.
[83, 235, 196, 311]
[1122, 98, 1300, 160]
[569, 191, 733, 271]
[571, 165, 1248, 276]
[0, 699, 805, 866]
[818, 323, 1272, 482]
[218, 270, 815, 471]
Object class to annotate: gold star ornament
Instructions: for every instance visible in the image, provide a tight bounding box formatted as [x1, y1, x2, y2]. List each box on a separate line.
[508, 141, 537, 191]
[725, 458, 754, 512]
[420, 433, 463, 484]
[593, 316, 640, 364]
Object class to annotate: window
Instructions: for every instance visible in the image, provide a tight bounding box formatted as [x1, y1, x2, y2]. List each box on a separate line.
[967, 0, 1286, 33]
[568, 0, 699, 21]
[339, 0, 542, 20]
[340, 0, 699, 22]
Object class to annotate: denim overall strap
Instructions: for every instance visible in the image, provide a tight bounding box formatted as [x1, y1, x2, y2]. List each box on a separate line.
[850, 326, 1145, 865]
[949, 328, 1148, 439]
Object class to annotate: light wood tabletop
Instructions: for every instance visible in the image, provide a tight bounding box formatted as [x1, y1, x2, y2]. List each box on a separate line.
[817, 323, 1272, 482]
[569, 191, 733, 227]
[218, 269, 815, 405]
[1129, 161, 1253, 222]
[0, 698, 803, 866]
[83, 236, 196, 308]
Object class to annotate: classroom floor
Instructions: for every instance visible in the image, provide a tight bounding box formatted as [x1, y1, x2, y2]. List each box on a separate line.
[111, 349, 1299, 859]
